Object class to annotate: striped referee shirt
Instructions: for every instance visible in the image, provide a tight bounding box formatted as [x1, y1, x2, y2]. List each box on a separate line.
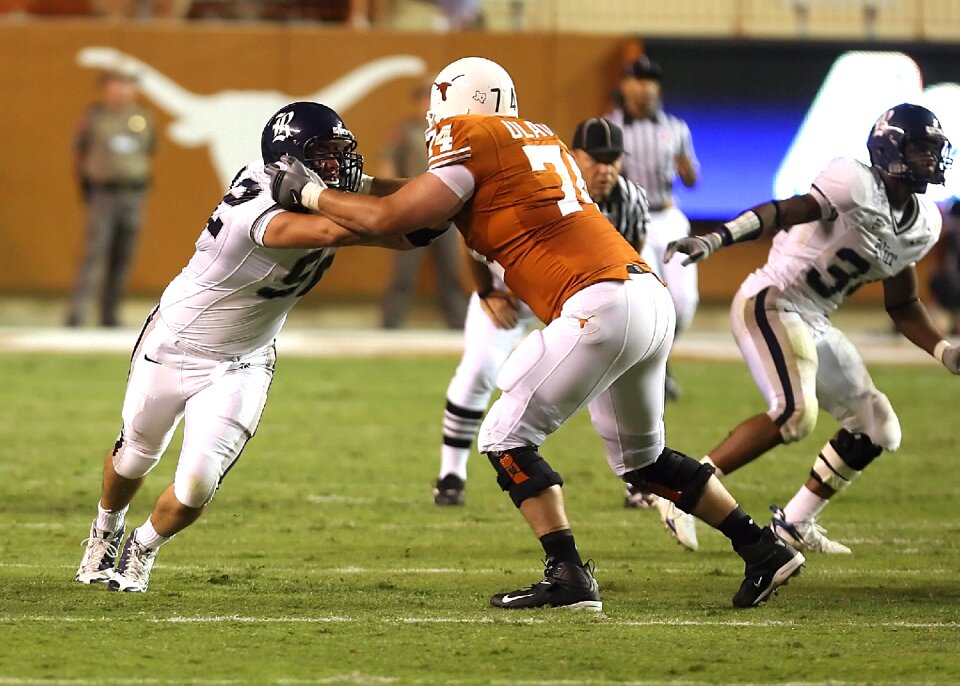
[596, 175, 649, 250]
[605, 108, 698, 211]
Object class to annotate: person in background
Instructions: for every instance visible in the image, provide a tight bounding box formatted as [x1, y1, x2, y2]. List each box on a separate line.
[67, 65, 157, 328]
[268, 57, 805, 611]
[664, 103, 958, 554]
[606, 56, 699, 402]
[433, 117, 649, 507]
[380, 79, 468, 330]
[929, 197, 960, 336]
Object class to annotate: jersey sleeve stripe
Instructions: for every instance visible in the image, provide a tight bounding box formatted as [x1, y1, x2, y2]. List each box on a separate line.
[428, 146, 472, 167]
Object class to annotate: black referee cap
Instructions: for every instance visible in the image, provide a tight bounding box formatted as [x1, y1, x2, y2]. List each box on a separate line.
[571, 117, 624, 159]
[623, 56, 663, 82]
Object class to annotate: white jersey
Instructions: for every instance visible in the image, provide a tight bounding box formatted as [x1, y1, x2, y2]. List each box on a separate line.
[741, 157, 942, 324]
[159, 160, 337, 358]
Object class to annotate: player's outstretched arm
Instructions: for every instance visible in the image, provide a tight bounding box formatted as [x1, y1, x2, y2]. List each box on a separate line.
[665, 194, 821, 266]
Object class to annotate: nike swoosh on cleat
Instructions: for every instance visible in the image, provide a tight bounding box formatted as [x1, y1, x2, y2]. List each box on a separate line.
[500, 592, 536, 604]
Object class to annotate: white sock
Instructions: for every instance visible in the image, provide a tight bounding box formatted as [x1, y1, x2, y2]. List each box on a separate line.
[783, 486, 829, 522]
[95, 501, 128, 533]
[133, 516, 172, 550]
[439, 445, 470, 481]
[701, 455, 724, 479]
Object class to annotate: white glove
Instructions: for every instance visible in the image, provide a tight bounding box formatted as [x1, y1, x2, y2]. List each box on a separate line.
[664, 232, 724, 266]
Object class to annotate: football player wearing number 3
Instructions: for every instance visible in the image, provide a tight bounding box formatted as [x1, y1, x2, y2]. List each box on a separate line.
[664, 103, 959, 554]
[75, 101, 422, 593]
[267, 56, 806, 610]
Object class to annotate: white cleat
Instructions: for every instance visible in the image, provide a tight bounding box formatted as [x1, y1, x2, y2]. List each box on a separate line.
[75, 524, 124, 584]
[107, 529, 158, 592]
[770, 505, 852, 554]
[655, 497, 699, 551]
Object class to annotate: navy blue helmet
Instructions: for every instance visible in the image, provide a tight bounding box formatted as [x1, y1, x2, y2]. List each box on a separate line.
[261, 101, 364, 192]
[867, 103, 953, 193]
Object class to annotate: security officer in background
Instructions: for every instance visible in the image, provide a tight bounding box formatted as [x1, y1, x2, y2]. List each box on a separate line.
[606, 56, 700, 400]
[67, 65, 157, 328]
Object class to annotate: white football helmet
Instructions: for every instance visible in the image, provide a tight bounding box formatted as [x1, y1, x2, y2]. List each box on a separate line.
[426, 57, 518, 128]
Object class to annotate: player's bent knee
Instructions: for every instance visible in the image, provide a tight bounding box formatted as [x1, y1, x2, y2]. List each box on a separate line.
[173, 469, 219, 508]
[486, 446, 563, 507]
[865, 392, 901, 451]
[112, 437, 162, 480]
[778, 399, 818, 443]
[622, 447, 715, 513]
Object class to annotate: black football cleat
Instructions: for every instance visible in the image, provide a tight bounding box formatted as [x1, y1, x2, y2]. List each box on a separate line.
[732, 528, 805, 608]
[491, 559, 602, 611]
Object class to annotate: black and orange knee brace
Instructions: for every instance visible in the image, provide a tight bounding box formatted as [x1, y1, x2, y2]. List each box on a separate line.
[486, 446, 563, 507]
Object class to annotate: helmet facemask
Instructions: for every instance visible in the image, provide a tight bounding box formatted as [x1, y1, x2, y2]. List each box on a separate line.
[303, 136, 364, 193]
[868, 104, 954, 193]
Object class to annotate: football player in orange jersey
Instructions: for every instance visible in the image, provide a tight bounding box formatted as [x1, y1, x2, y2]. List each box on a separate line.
[265, 56, 806, 610]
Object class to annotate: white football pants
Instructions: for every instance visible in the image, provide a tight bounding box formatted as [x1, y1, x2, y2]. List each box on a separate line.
[731, 286, 901, 451]
[478, 272, 676, 475]
[641, 206, 699, 332]
[112, 310, 275, 508]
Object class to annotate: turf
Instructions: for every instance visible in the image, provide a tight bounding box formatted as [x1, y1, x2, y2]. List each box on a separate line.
[0, 352, 958, 685]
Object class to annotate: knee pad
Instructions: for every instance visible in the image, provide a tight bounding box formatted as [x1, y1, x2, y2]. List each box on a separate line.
[811, 429, 882, 492]
[863, 391, 902, 451]
[486, 446, 563, 508]
[623, 447, 715, 513]
[173, 460, 221, 508]
[111, 430, 162, 480]
[776, 396, 818, 444]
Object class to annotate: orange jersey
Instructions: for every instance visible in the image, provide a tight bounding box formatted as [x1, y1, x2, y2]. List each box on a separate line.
[426, 114, 648, 323]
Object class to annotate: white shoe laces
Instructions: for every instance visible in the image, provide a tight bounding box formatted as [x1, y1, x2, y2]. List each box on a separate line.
[79, 534, 120, 572]
[119, 540, 156, 585]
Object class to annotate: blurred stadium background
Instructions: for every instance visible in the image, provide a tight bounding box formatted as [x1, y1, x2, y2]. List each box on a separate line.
[1, 0, 958, 331]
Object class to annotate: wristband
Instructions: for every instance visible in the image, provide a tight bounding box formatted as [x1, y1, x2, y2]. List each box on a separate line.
[721, 210, 763, 245]
[933, 340, 951, 364]
[300, 182, 325, 211]
[358, 174, 374, 195]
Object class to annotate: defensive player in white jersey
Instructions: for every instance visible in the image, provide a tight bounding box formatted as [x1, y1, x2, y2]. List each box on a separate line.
[74, 101, 420, 592]
[664, 103, 959, 554]
[432, 117, 648, 508]
[268, 56, 806, 611]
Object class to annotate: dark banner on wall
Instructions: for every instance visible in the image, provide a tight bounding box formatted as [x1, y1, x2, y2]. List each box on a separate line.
[642, 39, 960, 220]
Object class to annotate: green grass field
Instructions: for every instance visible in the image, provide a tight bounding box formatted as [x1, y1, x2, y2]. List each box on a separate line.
[0, 351, 958, 685]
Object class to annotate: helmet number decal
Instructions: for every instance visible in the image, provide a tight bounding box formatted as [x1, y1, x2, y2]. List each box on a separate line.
[521, 144, 592, 217]
[490, 87, 516, 114]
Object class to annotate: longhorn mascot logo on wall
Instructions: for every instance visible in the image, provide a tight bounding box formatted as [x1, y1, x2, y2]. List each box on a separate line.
[76, 46, 427, 188]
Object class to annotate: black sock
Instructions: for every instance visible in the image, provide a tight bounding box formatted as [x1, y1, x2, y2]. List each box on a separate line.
[539, 530, 582, 566]
[719, 507, 763, 549]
